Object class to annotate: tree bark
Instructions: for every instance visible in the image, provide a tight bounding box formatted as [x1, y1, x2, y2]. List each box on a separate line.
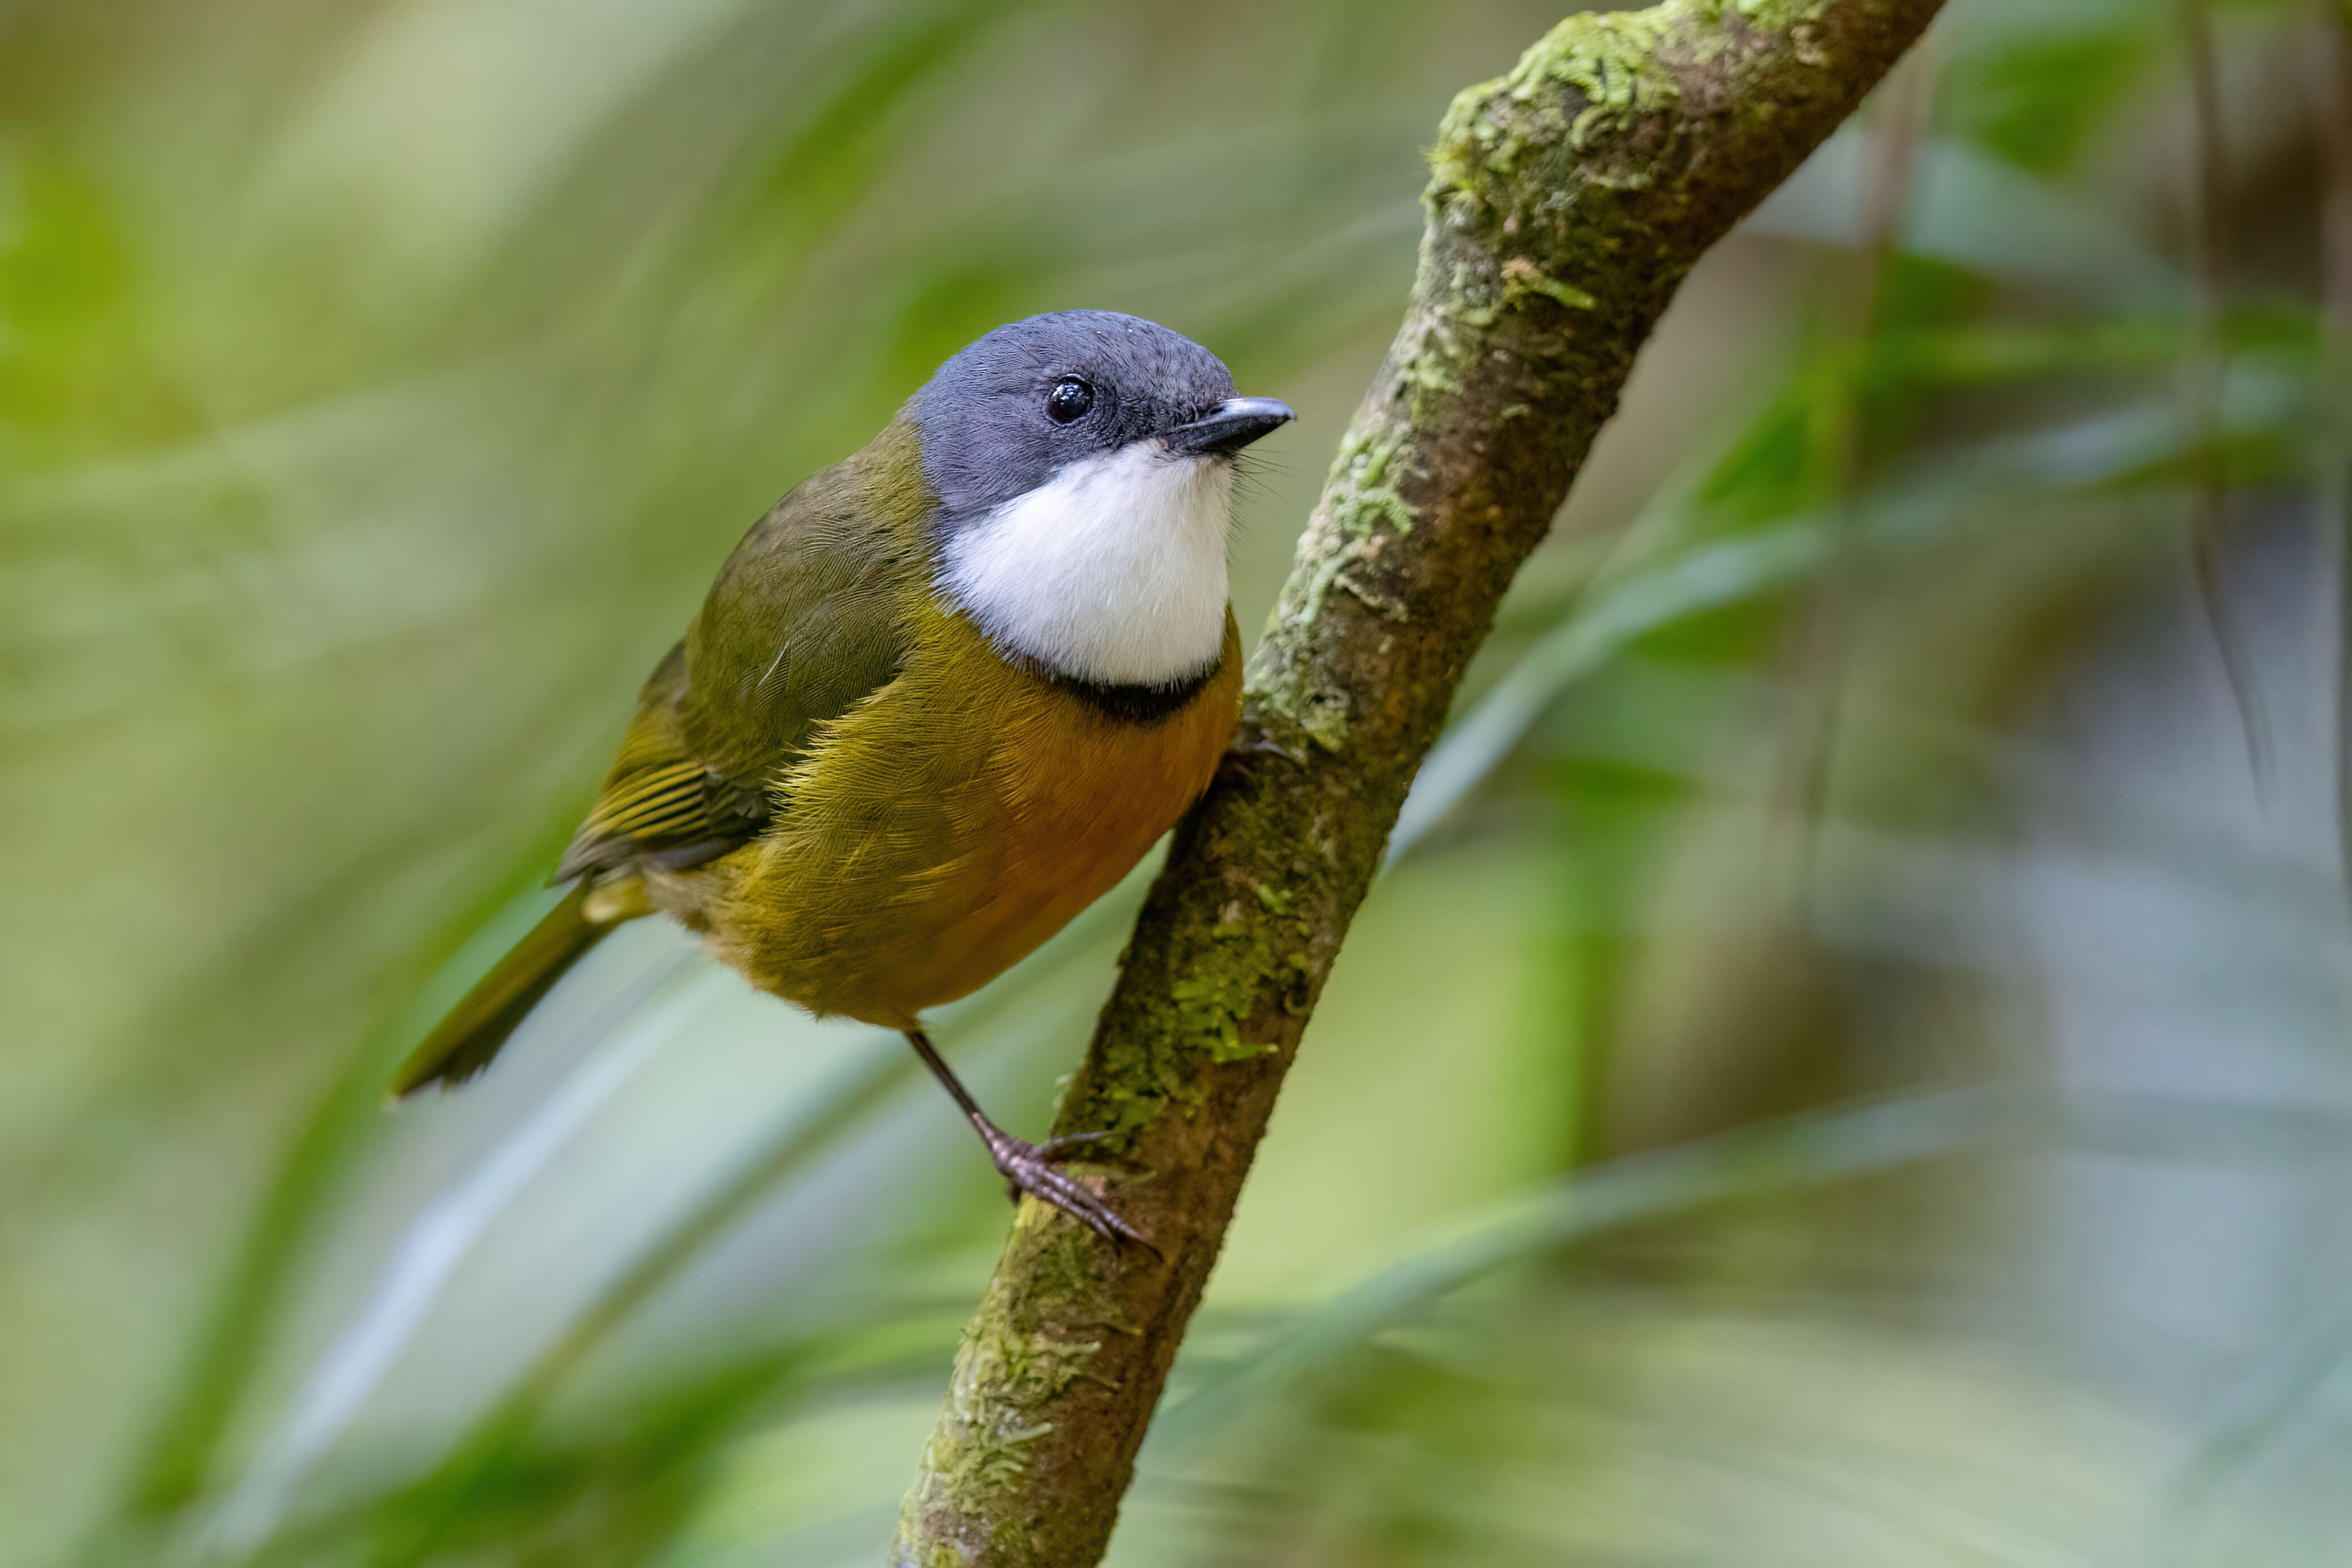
[891, 2, 1945, 1563]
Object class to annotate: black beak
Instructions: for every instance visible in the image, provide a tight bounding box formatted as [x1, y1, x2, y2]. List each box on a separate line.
[1167, 396, 1295, 457]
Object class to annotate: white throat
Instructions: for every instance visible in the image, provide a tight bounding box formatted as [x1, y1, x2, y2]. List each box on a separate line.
[940, 440, 1233, 687]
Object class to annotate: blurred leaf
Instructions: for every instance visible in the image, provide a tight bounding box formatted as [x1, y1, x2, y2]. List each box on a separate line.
[1153, 1089, 2014, 1457]
[1747, 133, 2182, 304]
[1946, 20, 2160, 173]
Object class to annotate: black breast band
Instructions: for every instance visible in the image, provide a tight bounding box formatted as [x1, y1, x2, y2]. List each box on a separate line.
[1027, 653, 1223, 724]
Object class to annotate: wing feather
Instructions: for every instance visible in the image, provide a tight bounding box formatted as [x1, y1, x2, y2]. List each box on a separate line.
[554, 450, 914, 883]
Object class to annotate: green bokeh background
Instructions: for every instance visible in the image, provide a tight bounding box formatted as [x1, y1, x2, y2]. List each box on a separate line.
[9, 0, 2352, 1562]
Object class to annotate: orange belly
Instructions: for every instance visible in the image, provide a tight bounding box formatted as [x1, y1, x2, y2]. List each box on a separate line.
[700, 607, 1242, 1027]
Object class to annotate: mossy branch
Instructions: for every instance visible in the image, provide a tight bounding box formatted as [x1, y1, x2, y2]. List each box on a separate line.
[891, 2, 1945, 1563]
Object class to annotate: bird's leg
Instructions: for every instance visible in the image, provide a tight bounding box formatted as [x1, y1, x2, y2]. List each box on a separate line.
[901, 1029, 1153, 1250]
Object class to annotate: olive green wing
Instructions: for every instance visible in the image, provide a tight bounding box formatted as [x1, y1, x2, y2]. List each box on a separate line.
[550, 643, 749, 880]
[395, 447, 919, 1098]
[554, 457, 916, 885]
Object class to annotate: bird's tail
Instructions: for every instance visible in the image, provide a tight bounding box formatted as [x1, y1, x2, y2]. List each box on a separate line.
[388, 881, 640, 1097]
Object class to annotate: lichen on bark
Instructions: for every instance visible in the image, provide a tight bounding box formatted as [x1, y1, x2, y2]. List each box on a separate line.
[891, 3, 1945, 1565]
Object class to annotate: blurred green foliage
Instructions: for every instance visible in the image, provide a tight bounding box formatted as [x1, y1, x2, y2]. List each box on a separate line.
[9, 0, 2352, 1564]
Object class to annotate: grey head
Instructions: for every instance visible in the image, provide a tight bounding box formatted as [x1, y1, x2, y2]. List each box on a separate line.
[907, 309, 1293, 525]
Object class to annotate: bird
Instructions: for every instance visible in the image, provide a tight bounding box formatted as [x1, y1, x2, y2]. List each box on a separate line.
[389, 309, 1293, 1245]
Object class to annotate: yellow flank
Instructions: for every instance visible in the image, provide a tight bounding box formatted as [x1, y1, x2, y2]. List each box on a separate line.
[662, 601, 1243, 1029]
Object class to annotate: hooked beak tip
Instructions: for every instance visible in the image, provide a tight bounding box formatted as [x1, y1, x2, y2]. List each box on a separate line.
[1169, 397, 1295, 457]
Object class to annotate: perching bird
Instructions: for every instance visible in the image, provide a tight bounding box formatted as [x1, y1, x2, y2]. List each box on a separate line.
[390, 311, 1293, 1243]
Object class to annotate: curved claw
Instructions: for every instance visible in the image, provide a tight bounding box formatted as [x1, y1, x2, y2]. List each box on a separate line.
[986, 1133, 1158, 1255]
[1036, 1130, 1114, 1164]
[900, 1031, 1158, 1254]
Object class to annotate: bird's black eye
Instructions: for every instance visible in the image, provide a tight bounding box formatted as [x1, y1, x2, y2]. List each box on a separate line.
[1045, 377, 1094, 424]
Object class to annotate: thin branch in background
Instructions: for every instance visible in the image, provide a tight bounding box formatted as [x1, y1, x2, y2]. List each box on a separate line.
[1774, 45, 1935, 878]
[2313, 0, 2352, 899]
[2181, 0, 2274, 794]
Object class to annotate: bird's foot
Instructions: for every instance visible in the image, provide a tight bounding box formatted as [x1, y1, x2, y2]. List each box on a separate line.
[974, 1121, 1155, 1253]
[1036, 1129, 1113, 1162]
